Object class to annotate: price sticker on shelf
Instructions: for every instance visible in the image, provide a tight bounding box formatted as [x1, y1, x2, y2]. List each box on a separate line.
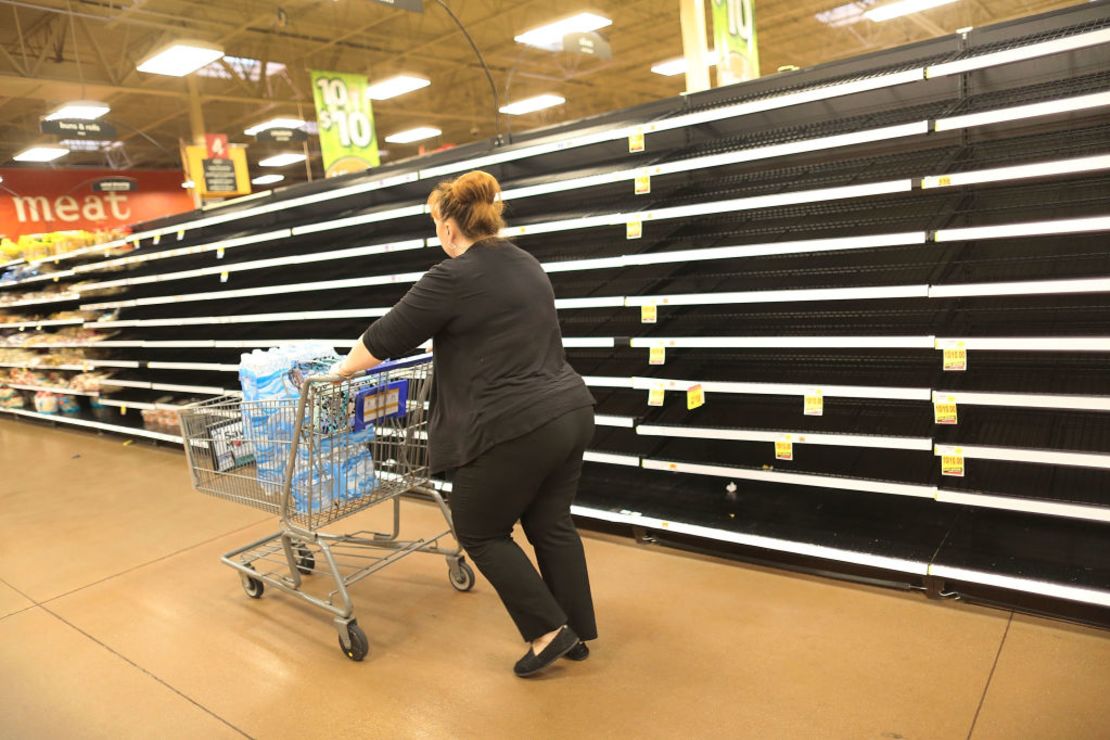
[153, 234, 161, 245]
[775, 437, 794, 461]
[216, 247, 225, 259]
[634, 173, 651, 195]
[649, 345, 666, 365]
[686, 384, 705, 410]
[941, 449, 965, 477]
[131, 238, 140, 249]
[628, 129, 645, 153]
[120, 405, 127, 415]
[626, 220, 643, 240]
[177, 229, 186, 241]
[934, 398, 958, 425]
[942, 343, 967, 372]
[640, 303, 657, 324]
[53, 276, 59, 282]
[220, 271, 229, 283]
[647, 385, 665, 407]
[804, 390, 824, 416]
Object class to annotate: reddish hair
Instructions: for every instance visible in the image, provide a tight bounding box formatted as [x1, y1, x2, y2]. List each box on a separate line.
[427, 170, 505, 239]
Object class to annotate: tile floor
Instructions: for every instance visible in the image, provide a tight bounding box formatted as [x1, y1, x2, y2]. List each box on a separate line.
[2, 420, 1108, 739]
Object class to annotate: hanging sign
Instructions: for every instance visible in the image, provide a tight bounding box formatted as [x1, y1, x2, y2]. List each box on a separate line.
[40, 119, 117, 139]
[92, 177, 138, 193]
[185, 145, 250, 199]
[255, 128, 308, 144]
[369, 0, 424, 11]
[310, 69, 380, 177]
[712, 0, 760, 86]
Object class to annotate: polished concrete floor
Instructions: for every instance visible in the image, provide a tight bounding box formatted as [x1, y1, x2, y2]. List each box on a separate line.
[1, 419, 1108, 740]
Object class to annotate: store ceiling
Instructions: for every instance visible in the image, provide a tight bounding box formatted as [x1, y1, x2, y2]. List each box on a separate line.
[0, 0, 1083, 184]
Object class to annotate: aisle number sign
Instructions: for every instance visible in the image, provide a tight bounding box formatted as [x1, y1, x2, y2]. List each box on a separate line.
[804, 390, 824, 416]
[775, 437, 793, 461]
[184, 145, 250, 199]
[311, 69, 380, 177]
[934, 398, 958, 425]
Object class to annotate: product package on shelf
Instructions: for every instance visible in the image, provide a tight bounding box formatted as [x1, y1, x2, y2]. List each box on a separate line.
[238, 343, 375, 514]
[0, 386, 24, 409]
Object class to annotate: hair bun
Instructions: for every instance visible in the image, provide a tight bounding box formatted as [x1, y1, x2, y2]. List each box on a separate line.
[450, 170, 500, 205]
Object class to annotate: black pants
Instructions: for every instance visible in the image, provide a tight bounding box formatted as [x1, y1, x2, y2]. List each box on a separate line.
[449, 406, 598, 643]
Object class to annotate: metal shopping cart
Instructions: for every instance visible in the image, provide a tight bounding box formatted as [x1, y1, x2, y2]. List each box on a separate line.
[178, 354, 473, 661]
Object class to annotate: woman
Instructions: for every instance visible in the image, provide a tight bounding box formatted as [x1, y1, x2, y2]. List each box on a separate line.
[332, 170, 598, 677]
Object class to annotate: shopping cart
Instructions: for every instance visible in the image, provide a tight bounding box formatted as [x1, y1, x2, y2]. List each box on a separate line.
[178, 354, 473, 661]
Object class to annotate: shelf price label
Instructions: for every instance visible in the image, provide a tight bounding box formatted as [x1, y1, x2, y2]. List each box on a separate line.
[153, 234, 161, 245]
[940, 448, 965, 477]
[934, 398, 958, 425]
[634, 172, 651, 195]
[626, 220, 643, 240]
[686, 383, 705, 410]
[940, 341, 967, 371]
[647, 384, 665, 407]
[220, 271, 229, 283]
[628, 128, 645, 153]
[176, 229, 186, 241]
[216, 247, 225, 259]
[775, 436, 794, 461]
[804, 390, 824, 416]
[649, 345, 666, 365]
[640, 303, 657, 324]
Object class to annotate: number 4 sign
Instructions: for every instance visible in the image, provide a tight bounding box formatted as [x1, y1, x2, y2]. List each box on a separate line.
[205, 134, 229, 160]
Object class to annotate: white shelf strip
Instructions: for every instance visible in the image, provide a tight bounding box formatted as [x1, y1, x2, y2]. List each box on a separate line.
[921, 154, 1110, 189]
[642, 457, 938, 499]
[636, 424, 933, 451]
[146, 362, 240, 372]
[0, 318, 83, 330]
[1, 293, 80, 308]
[0, 360, 139, 370]
[933, 390, 1110, 412]
[0, 406, 184, 444]
[582, 376, 638, 389]
[99, 379, 152, 389]
[925, 27, 1110, 78]
[583, 451, 641, 467]
[927, 565, 1110, 608]
[0, 269, 76, 288]
[935, 215, 1110, 242]
[936, 336, 1110, 352]
[929, 276, 1110, 299]
[933, 90, 1110, 132]
[630, 336, 934, 350]
[595, 415, 637, 428]
[72, 229, 294, 276]
[626, 285, 928, 307]
[934, 443, 1110, 470]
[2, 382, 98, 396]
[571, 503, 931, 575]
[97, 398, 185, 411]
[631, 376, 932, 401]
[935, 490, 1110, 524]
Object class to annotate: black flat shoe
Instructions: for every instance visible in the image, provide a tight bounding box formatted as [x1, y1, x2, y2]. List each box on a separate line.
[564, 641, 589, 661]
[514, 626, 579, 678]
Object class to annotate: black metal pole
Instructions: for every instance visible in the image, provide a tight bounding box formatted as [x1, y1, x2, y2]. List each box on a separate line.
[431, 0, 505, 145]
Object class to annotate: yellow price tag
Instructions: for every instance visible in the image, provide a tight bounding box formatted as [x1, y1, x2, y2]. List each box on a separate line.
[649, 345, 666, 365]
[941, 454, 965, 477]
[216, 247, 225, 259]
[131, 238, 140, 249]
[641, 304, 657, 324]
[943, 346, 967, 372]
[647, 385, 665, 407]
[774, 438, 794, 461]
[686, 384, 705, 410]
[220, 271, 229, 283]
[53, 276, 60, 282]
[177, 229, 186, 241]
[120, 405, 127, 415]
[153, 234, 161, 245]
[934, 400, 958, 425]
[634, 174, 651, 195]
[628, 129, 645, 153]
[626, 221, 643, 240]
[804, 391, 824, 417]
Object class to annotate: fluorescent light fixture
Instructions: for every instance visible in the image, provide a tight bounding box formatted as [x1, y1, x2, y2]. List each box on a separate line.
[243, 117, 305, 136]
[514, 12, 612, 51]
[384, 127, 441, 144]
[921, 154, 1110, 189]
[365, 74, 431, 100]
[251, 174, 285, 186]
[13, 146, 68, 162]
[258, 153, 306, 167]
[499, 94, 566, 116]
[44, 100, 110, 121]
[651, 50, 718, 77]
[935, 215, 1110, 242]
[926, 28, 1110, 78]
[865, 0, 958, 22]
[136, 40, 225, 77]
[934, 91, 1110, 131]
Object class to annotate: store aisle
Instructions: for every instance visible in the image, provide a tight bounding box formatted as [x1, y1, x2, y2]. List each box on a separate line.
[2, 419, 1108, 740]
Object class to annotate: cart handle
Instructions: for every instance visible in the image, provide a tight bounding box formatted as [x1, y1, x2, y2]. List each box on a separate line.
[302, 352, 434, 385]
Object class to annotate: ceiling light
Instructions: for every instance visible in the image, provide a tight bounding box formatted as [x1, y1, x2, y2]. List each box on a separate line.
[384, 127, 441, 144]
[651, 51, 718, 77]
[243, 117, 305, 136]
[251, 174, 285, 185]
[13, 146, 69, 162]
[44, 101, 110, 121]
[864, 0, 959, 22]
[258, 153, 306, 167]
[514, 12, 612, 52]
[499, 94, 566, 115]
[137, 40, 225, 77]
[365, 74, 431, 101]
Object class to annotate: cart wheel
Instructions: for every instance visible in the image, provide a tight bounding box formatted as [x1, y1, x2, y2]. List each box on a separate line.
[339, 621, 369, 662]
[241, 564, 264, 599]
[295, 543, 315, 575]
[449, 559, 475, 592]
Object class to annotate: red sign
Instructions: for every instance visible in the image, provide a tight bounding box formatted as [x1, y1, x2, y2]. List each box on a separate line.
[0, 168, 194, 239]
[205, 134, 229, 160]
